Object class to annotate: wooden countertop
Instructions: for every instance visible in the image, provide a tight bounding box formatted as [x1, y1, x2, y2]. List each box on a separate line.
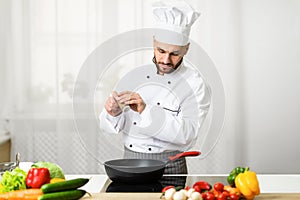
[67, 174, 300, 199]
[82, 193, 300, 200]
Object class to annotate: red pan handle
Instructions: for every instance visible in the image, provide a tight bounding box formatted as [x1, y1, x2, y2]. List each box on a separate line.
[168, 151, 201, 161]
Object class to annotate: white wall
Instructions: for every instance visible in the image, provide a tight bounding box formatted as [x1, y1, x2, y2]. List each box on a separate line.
[1, 0, 300, 174]
[201, 0, 300, 173]
[240, 0, 300, 173]
[0, 0, 8, 114]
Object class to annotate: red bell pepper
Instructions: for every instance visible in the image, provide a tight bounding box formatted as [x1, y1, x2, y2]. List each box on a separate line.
[26, 167, 51, 188]
[193, 181, 212, 193]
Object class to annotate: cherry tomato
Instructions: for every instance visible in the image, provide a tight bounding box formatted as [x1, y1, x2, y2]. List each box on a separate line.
[212, 189, 221, 198]
[185, 185, 190, 190]
[161, 185, 174, 193]
[214, 182, 224, 192]
[205, 192, 215, 200]
[229, 193, 239, 200]
[222, 190, 230, 197]
[217, 194, 227, 200]
[217, 191, 229, 200]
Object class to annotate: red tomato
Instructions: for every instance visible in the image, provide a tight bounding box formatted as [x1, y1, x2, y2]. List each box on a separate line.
[161, 185, 174, 193]
[217, 192, 229, 200]
[212, 189, 221, 198]
[222, 190, 230, 197]
[213, 182, 224, 192]
[205, 192, 216, 200]
[229, 193, 239, 200]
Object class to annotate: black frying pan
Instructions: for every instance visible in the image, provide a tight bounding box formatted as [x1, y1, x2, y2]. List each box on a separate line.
[104, 151, 200, 183]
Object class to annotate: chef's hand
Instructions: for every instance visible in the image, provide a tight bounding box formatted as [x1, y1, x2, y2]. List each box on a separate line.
[116, 91, 146, 114]
[104, 91, 122, 116]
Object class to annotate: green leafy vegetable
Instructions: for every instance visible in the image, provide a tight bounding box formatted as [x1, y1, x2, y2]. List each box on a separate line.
[31, 162, 65, 179]
[0, 167, 27, 193]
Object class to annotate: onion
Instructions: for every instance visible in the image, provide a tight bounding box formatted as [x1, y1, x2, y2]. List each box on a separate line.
[164, 188, 176, 200]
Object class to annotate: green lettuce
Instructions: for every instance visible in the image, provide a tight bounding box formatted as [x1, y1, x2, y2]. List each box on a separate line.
[31, 161, 65, 179]
[0, 167, 27, 193]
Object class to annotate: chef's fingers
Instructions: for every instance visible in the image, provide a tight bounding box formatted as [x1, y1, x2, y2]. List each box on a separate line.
[109, 92, 121, 109]
[104, 102, 113, 112]
[104, 96, 122, 116]
[129, 93, 142, 100]
[124, 93, 143, 105]
[111, 91, 120, 100]
[118, 91, 132, 96]
[126, 96, 146, 114]
[117, 92, 133, 103]
[110, 91, 124, 106]
[125, 99, 140, 105]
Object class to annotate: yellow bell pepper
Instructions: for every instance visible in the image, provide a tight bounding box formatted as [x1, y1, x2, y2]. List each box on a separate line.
[235, 168, 260, 200]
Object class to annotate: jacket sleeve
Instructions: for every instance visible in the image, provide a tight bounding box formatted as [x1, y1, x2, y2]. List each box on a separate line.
[99, 109, 125, 134]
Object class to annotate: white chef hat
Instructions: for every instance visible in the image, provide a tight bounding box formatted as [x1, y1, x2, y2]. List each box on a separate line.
[152, 0, 200, 46]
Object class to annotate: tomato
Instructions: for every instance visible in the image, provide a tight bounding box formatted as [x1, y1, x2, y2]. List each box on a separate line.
[161, 185, 175, 193]
[205, 192, 215, 200]
[213, 182, 224, 192]
[222, 190, 230, 197]
[217, 194, 227, 200]
[217, 191, 229, 200]
[229, 193, 239, 200]
[212, 189, 221, 198]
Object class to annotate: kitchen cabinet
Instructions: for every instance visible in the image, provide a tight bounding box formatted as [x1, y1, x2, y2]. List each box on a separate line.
[0, 134, 10, 162]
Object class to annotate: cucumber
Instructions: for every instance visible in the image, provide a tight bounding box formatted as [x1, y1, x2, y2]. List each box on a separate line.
[38, 189, 87, 200]
[41, 178, 89, 193]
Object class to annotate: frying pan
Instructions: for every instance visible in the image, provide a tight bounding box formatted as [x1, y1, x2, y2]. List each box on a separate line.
[0, 153, 20, 175]
[104, 151, 200, 183]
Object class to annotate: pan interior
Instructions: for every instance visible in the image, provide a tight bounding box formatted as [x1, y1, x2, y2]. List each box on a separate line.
[105, 159, 165, 173]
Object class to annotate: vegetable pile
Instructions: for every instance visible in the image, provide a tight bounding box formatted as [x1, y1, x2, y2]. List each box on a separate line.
[38, 178, 90, 200]
[161, 166, 260, 200]
[0, 167, 27, 193]
[31, 162, 65, 179]
[0, 161, 90, 200]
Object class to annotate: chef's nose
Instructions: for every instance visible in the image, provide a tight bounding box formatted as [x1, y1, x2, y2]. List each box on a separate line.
[161, 53, 171, 64]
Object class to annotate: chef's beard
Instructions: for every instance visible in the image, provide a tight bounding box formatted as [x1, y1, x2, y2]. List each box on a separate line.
[152, 56, 183, 75]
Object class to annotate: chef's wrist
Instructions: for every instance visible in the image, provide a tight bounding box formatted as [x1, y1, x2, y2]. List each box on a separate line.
[113, 110, 122, 117]
[138, 103, 146, 114]
[106, 110, 122, 120]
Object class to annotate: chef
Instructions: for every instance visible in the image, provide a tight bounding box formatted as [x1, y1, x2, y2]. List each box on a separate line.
[99, 1, 211, 186]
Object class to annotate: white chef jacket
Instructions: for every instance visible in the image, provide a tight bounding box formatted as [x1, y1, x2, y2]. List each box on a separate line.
[99, 62, 210, 153]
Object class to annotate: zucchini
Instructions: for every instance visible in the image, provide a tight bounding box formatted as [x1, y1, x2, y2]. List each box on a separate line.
[38, 189, 87, 200]
[41, 178, 89, 193]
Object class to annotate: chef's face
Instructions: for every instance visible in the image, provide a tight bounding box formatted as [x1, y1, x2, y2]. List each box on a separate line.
[153, 39, 189, 75]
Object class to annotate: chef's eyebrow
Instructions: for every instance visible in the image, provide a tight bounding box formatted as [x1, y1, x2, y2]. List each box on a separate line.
[156, 47, 180, 55]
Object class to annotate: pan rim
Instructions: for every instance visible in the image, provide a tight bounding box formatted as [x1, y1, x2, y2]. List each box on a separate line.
[104, 158, 165, 169]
